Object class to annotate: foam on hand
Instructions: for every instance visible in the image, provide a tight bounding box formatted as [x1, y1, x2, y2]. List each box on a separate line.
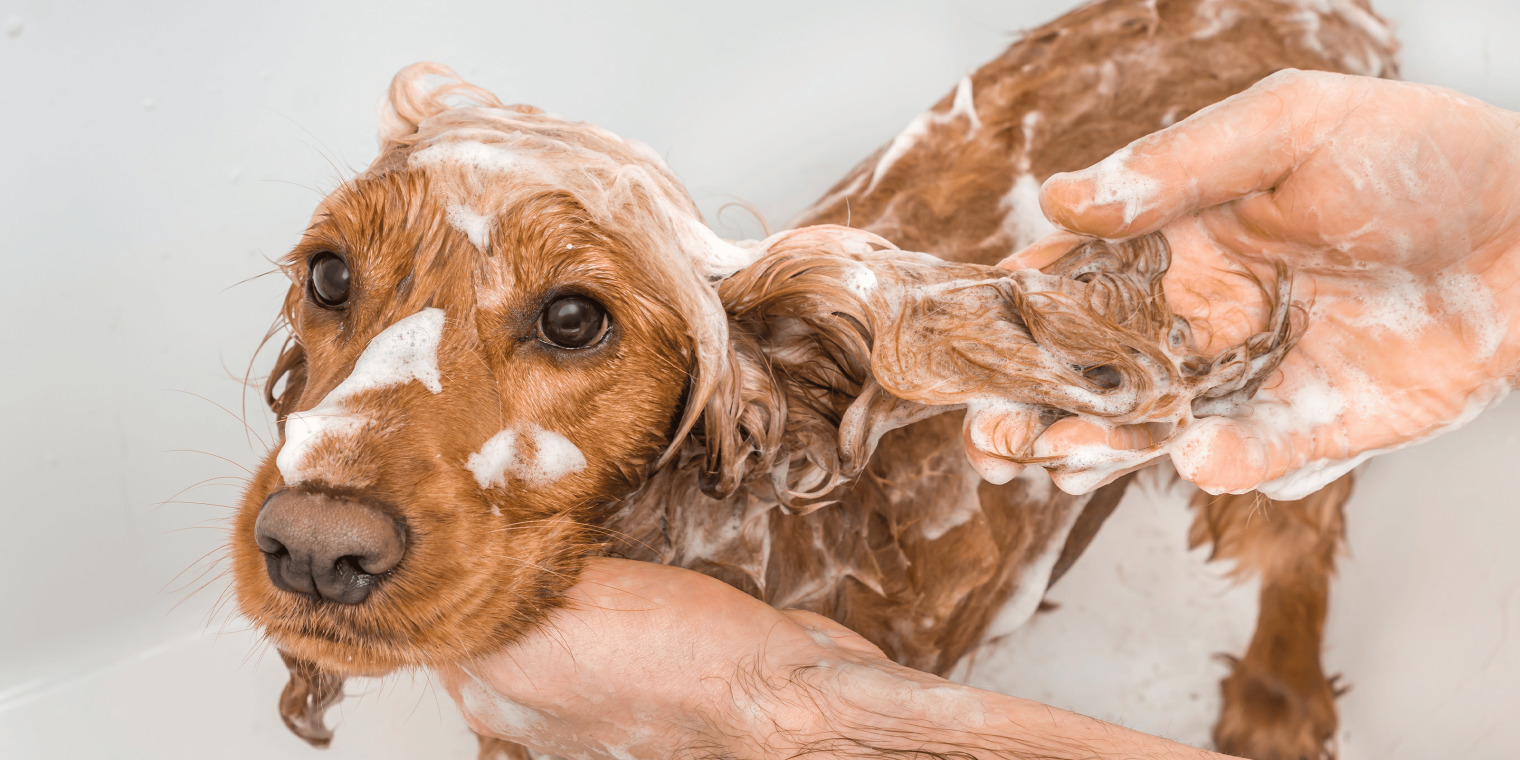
[276, 308, 447, 485]
[1080, 146, 1163, 225]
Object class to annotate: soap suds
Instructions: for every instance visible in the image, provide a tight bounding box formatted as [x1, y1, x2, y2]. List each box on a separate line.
[468, 424, 587, 489]
[868, 75, 981, 191]
[1258, 378, 1511, 500]
[1084, 146, 1163, 225]
[468, 429, 520, 489]
[1438, 273, 1507, 362]
[277, 308, 446, 484]
[845, 264, 878, 297]
[1004, 173, 1057, 251]
[446, 203, 493, 252]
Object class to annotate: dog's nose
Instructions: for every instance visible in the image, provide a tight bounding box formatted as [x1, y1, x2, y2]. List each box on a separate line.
[254, 490, 406, 605]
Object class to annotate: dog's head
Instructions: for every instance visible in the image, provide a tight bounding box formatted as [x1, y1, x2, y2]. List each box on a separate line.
[231, 63, 773, 674]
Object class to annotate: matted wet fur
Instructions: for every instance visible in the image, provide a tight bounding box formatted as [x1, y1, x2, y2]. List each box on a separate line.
[229, 1, 1397, 759]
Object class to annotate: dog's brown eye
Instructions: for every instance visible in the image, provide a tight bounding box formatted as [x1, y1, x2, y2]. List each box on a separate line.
[537, 295, 608, 349]
[309, 253, 350, 308]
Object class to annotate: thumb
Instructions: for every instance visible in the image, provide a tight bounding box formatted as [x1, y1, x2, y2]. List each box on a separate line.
[1040, 69, 1353, 239]
[1167, 414, 1356, 499]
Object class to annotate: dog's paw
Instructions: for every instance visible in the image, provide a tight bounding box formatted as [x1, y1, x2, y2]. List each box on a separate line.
[1213, 656, 1341, 760]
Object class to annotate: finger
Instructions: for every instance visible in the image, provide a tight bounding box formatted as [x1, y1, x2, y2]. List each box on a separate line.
[996, 231, 1086, 271]
[961, 403, 1039, 484]
[1168, 415, 1287, 495]
[1040, 69, 1353, 239]
[1031, 417, 1167, 494]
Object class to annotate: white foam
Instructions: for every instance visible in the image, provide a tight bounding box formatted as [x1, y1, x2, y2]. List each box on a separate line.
[867, 75, 981, 191]
[276, 308, 447, 484]
[1084, 146, 1163, 225]
[1004, 173, 1057, 251]
[845, 264, 878, 297]
[1258, 378, 1511, 500]
[409, 139, 528, 177]
[467, 424, 587, 489]
[467, 429, 520, 489]
[446, 203, 493, 252]
[526, 428, 588, 484]
[1340, 267, 1436, 339]
[1438, 273, 1507, 362]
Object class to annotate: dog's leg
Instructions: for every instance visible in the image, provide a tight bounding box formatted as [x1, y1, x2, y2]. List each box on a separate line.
[1189, 475, 1352, 760]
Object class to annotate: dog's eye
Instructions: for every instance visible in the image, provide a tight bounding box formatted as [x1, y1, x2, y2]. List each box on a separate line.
[537, 295, 608, 349]
[309, 253, 350, 308]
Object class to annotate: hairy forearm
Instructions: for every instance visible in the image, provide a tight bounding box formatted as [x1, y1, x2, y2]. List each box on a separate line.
[729, 656, 1228, 760]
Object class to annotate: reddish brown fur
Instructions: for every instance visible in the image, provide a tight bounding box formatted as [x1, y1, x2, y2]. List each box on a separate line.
[227, 1, 1398, 758]
[234, 178, 697, 675]
[1191, 476, 1353, 760]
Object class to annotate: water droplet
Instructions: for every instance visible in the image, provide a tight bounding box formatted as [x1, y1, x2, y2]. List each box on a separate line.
[229, 167, 242, 183]
[142, 97, 156, 112]
[5, 17, 23, 39]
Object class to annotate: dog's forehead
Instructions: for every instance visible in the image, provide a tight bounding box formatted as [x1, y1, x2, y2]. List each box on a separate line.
[394, 109, 760, 278]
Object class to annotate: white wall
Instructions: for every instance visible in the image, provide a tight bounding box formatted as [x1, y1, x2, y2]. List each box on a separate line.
[1, 1, 1516, 758]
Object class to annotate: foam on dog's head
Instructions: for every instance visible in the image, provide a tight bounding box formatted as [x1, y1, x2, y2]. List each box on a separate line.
[367, 62, 757, 455]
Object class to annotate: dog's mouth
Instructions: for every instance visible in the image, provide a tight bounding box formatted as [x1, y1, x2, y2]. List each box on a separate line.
[235, 481, 593, 675]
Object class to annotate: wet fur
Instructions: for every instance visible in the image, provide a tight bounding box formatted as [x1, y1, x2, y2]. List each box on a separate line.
[229, 1, 1396, 758]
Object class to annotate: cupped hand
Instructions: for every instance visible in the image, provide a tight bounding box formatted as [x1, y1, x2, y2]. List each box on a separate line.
[438, 558, 1230, 760]
[969, 70, 1520, 499]
[436, 557, 890, 760]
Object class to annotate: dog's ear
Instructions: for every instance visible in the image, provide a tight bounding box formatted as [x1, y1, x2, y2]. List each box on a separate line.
[264, 335, 307, 437]
[694, 226, 1295, 508]
[371, 62, 543, 173]
[696, 225, 966, 509]
[263, 283, 310, 437]
[277, 650, 345, 748]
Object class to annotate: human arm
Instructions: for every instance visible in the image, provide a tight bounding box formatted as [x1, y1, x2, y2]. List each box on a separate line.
[963, 69, 1520, 498]
[439, 558, 1230, 760]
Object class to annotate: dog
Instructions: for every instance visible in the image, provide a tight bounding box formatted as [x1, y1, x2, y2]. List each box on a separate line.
[230, 1, 1397, 758]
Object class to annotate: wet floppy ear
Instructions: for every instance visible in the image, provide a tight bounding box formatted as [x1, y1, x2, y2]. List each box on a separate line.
[376, 62, 508, 151]
[697, 226, 947, 510]
[265, 336, 307, 437]
[276, 650, 344, 748]
[375, 62, 544, 156]
[696, 226, 1296, 504]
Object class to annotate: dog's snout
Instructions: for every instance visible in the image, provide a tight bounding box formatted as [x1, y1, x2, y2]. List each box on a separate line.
[254, 490, 406, 605]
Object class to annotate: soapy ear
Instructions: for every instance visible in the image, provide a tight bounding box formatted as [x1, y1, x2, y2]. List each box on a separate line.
[264, 337, 307, 438]
[696, 225, 1295, 509]
[376, 62, 516, 152]
[697, 226, 929, 508]
[277, 650, 344, 748]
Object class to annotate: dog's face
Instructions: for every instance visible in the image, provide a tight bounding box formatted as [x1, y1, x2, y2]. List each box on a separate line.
[229, 74, 750, 673]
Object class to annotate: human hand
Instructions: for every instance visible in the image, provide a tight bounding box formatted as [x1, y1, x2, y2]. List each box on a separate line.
[437, 558, 1228, 760]
[966, 70, 1520, 499]
[437, 557, 901, 760]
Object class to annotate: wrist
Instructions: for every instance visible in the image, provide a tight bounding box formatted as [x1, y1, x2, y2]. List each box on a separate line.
[724, 651, 1228, 760]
